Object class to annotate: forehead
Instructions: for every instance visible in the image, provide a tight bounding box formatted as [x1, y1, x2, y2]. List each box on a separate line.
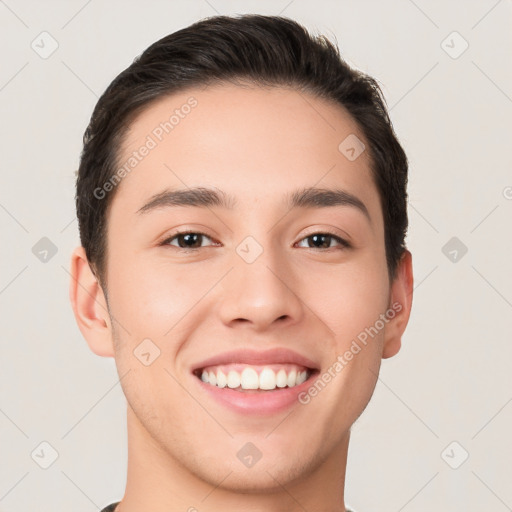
[112, 83, 380, 222]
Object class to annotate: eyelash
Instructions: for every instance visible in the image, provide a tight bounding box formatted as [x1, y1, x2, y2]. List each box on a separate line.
[160, 230, 351, 251]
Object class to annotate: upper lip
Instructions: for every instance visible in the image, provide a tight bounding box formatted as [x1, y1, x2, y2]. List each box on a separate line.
[191, 347, 320, 373]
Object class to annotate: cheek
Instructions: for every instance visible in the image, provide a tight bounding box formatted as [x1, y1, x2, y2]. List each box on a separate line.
[305, 256, 390, 342]
[107, 251, 212, 336]
[304, 260, 388, 404]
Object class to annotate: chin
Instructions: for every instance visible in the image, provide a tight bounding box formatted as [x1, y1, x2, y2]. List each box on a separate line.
[204, 468, 297, 494]
[191, 452, 316, 494]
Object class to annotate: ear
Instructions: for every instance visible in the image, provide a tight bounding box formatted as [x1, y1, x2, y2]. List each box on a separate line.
[382, 249, 413, 359]
[68, 246, 115, 357]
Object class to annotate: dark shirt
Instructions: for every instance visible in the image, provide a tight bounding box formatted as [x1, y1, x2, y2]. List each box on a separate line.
[101, 504, 119, 512]
[101, 501, 355, 511]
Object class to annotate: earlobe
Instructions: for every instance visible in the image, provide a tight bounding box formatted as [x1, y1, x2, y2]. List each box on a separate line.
[69, 246, 115, 357]
[382, 249, 414, 359]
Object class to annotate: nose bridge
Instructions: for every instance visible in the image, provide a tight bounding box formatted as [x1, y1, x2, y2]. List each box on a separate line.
[217, 235, 303, 329]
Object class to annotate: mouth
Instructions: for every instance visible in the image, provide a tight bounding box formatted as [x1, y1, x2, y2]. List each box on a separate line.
[193, 363, 319, 393]
[190, 348, 320, 414]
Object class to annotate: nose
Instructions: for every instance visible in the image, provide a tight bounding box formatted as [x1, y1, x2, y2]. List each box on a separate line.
[217, 249, 304, 332]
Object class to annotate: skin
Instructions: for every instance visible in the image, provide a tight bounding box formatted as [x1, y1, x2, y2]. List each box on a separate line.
[70, 83, 413, 512]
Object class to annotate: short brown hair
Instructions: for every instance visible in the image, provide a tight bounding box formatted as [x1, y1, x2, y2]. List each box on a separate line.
[76, 14, 408, 286]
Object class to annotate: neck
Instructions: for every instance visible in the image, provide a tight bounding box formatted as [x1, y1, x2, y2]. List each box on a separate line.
[116, 406, 349, 512]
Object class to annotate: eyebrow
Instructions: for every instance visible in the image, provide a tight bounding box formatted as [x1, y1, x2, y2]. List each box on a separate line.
[137, 186, 370, 221]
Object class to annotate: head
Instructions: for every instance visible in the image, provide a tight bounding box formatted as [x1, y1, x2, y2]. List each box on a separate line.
[70, 14, 413, 496]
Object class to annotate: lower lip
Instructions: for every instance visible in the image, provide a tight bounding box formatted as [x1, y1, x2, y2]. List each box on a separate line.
[193, 372, 318, 415]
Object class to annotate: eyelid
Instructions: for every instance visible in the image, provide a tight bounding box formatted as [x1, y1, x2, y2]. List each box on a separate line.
[160, 227, 352, 251]
[295, 232, 351, 250]
[160, 229, 218, 248]
[298, 226, 352, 246]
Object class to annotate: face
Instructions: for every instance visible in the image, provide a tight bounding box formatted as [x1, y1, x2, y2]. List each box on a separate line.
[94, 83, 403, 490]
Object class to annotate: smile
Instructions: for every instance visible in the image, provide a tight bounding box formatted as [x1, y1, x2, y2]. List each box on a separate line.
[194, 363, 311, 392]
[191, 348, 320, 414]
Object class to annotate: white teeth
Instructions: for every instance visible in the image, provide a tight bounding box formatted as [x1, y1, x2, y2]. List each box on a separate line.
[296, 370, 307, 385]
[276, 369, 288, 388]
[227, 370, 241, 389]
[240, 367, 259, 389]
[216, 370, 227, 388]
[199, 365, 311, 391]
[259, 368, 276, 390]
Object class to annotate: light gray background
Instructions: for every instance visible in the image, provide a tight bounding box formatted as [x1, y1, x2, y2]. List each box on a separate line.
[1, 0, 511, 511]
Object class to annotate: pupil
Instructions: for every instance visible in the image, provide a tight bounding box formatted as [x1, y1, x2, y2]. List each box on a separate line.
[310, 234, 330, 248]
[181, 233, 200, 248]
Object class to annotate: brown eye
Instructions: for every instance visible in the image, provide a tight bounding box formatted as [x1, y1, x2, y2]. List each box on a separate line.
[297, 233, 350, 250]
[164, 232, 215, 249]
